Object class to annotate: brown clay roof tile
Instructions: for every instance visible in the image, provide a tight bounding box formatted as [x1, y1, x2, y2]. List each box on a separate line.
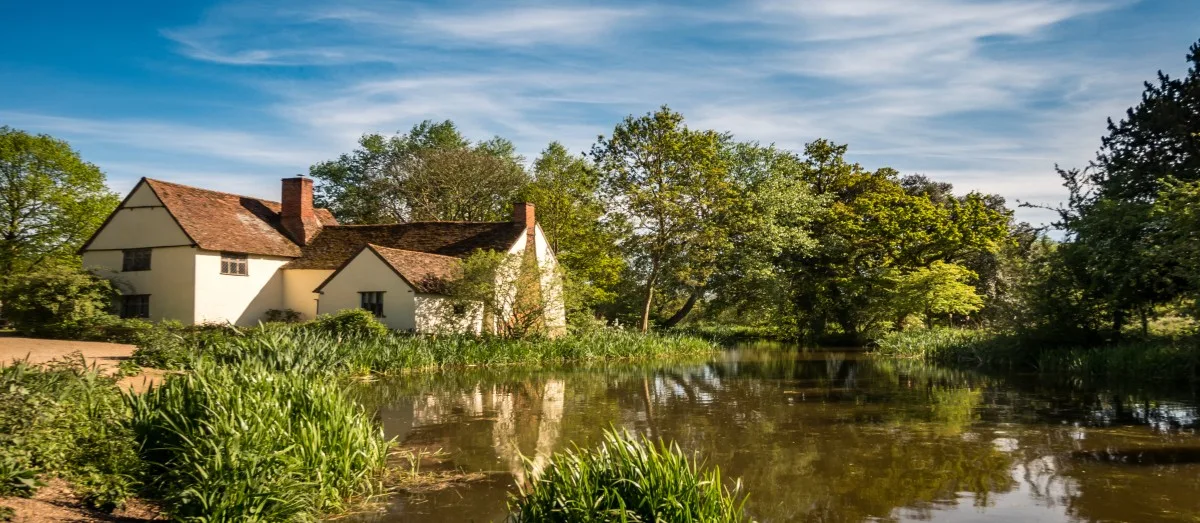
[283, 221, 524, 270]
[141, 178, 338, 258]
[365, 244, 463, 294]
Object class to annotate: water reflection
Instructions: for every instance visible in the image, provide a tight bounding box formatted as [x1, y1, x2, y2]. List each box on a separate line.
[349, 347, 1200, 522]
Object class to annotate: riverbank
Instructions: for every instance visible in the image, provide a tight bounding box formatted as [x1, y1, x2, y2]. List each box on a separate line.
[872, 327, 1200, 387]
[0, 314, 719, 522]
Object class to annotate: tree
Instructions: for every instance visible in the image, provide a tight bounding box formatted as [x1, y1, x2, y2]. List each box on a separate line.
[0, 265, 118, 338]
[886, 261, 985, 328]
[520, 143, 626, 317]
[591, 107, 735, 332]
[1052, 39, 1200, 336]
[0, 126, 119, 277]
[309, 120, 528, 223]
[446, 250, 564, 337]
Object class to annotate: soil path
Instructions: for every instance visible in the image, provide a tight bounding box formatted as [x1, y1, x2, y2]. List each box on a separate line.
[0, 334, 163, 392]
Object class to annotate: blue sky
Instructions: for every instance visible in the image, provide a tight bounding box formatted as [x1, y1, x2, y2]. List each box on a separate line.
[2, 1, 1198, 226]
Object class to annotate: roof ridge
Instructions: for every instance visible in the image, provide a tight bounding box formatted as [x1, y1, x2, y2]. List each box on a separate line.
[328, 220, 515, 228]
[145, 178, 282, 206]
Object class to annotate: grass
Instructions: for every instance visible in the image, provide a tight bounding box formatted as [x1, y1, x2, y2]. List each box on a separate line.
[508, 428, 750, 523]
[872, 327, 1200, 386]
[0, 355, 142, 511]
[126, 360, 390, 522]
[135, 320, 718, 376]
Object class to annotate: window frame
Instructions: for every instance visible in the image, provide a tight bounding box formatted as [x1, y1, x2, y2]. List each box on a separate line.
[220, 252, 249, 276]
[359, 291, 385, 318]
[122, 248, 152, 272]
[119, 294, 150, 319]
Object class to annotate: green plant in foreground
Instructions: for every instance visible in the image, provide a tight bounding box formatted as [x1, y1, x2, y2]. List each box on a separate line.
[508, 428, 750, 523]
[127, 360, 390, 522]
[0, 356, 142, 511]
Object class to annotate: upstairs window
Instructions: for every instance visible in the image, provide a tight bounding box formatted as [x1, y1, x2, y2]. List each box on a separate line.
[221, 252, 248, 275]
[122, 249, 151, 271]
[360, 291, 384, 317]
[120, 295, 150, 319]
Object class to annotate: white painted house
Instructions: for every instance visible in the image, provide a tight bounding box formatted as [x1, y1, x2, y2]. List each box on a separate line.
[80, 176, 566, 334]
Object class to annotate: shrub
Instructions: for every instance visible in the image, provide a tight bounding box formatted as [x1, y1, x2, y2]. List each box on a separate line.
[0, 267, 117, 339]
[262, 309, 301, 323]
[0, 357, 142, 511]
[508, 428, 749, 523]
[310, 309, 389, 337]
[127, 360, 390, 521]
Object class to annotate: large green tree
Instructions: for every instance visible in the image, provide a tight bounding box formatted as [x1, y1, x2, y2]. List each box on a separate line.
[1054, 39, 1200, 336]
[592, 107, 735, 332]
[310, 120, 528, 223]
[520, 143, 626, 315]
[0, 126, 118, 277]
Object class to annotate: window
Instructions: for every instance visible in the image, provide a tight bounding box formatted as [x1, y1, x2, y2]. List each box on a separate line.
[120, 295, 150, 319]
[220, 252, 248, 275]
[122, 249, 151, 271]
[360, 292, 384, 317]
[452, 303, 468, 317]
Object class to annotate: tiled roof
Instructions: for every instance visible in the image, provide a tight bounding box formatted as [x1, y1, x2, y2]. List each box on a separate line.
[283, 221, 525, 270]
[142, 178, 338, 258]
[365, 244, 463, 294]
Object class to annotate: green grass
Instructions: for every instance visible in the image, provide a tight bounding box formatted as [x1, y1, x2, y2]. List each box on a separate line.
[0, 356, 142, 511]
[136, 321, 718, 376]
[126, 360, 390, 522]
[508, 428, 750, 523]
[872, 327, 1200, 386]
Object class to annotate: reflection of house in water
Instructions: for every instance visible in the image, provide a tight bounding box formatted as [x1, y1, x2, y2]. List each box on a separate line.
[379, 380, 567, 483]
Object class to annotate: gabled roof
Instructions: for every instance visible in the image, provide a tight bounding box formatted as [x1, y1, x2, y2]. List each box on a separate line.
[314, 244, 463, 294]
[144, 179, 337, 258]
[284, 221, 525, 270]
[80, 178, 338, 258]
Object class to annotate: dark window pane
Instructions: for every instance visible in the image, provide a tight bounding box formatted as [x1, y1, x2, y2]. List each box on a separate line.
[220, 253, 248, 275]
[122, 249, 151, 271]
[120, 295, 150, 319]
[360, 292, 384, 317]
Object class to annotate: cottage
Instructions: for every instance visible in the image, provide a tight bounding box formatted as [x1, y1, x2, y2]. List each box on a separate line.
[79, 176, 566, 334]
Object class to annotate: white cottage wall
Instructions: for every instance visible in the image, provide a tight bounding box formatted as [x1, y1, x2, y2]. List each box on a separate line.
[193, 251, 291, 326]
[316, 251, 417, 331]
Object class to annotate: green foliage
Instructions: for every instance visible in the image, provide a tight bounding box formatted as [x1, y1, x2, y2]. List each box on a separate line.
[126, 360, 390, 521]
[0, 126, 120, 276]
[0, 505, 12, 521]
[886, 261, 985, 328]
[593, 106, 736, 332]
[521, 142, 626, 312]
[135, 322, 717, 375]
[262, 308, 301, 323]
[0, 357, 142, 511]
[0, 266, 116, 338]
[310, 120, 528, 223]
[1049, 39, 1200, 336]
[508, 428, 749, 523]
[309, 308, 389, 337]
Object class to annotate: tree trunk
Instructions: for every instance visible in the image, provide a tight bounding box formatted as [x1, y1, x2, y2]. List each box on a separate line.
[640, 278, 656, 333]
[660, 288, 702, 329]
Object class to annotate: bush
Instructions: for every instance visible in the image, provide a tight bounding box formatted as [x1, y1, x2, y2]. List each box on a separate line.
[508, 428, 748, 522]
[309, 309, 389, 337]
[0, 267, 117, 339]
[127, 360, 390, 521]
[262, 309, 301, 323]
[0, 357, 142, 511]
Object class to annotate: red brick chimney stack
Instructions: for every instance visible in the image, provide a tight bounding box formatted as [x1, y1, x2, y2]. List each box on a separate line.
[514, 202, 536, 246]
[281, 176, 322, 245]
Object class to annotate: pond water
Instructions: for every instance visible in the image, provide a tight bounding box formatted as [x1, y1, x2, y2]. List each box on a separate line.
[349, 345, 1200, 522]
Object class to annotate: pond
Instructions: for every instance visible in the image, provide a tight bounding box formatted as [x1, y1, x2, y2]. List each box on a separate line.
[349, 344, 1200, 522]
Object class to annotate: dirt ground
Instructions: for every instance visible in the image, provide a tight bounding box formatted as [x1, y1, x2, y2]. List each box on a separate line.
[0, 334, 163, 392]
[0, 479, 162, 522]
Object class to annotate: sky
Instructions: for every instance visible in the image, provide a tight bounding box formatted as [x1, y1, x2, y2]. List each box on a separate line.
[2, 1, 1198, 227]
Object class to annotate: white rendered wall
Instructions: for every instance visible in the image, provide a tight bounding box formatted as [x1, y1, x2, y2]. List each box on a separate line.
[282, 269, 332, 321]
[415, 295, 483, 334]
[316, 250, 417, 331]
[193, 251, 291, 326]
[83, 246, 198, 323]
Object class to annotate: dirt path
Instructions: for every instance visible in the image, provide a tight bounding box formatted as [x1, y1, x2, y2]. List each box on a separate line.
[0, 479, 162, 522]
[0, 335, 163, 392]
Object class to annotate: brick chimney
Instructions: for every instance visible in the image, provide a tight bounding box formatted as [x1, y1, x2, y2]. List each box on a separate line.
[281, 176, 322, 245]
[513, 202, 536, 246]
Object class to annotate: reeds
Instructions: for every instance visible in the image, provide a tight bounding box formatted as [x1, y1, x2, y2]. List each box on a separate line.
[126, 360, 390, 521]
[508, 428, 750, 523]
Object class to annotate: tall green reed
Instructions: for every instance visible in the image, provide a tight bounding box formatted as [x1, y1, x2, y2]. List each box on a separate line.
[508, 428, 750, 523]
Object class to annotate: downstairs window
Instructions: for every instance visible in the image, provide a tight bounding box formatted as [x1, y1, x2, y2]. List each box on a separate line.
[120, 295, 150, 319]
[360, 291, 384, 317]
